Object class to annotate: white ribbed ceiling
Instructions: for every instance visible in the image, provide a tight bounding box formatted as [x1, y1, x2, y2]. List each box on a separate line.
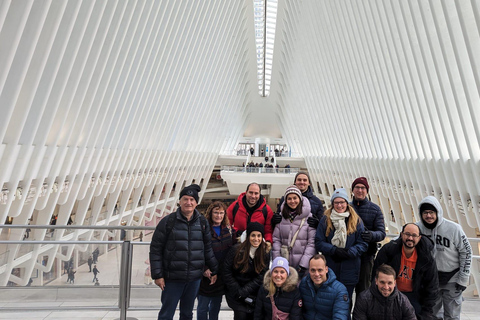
[0, 0, 479, 288]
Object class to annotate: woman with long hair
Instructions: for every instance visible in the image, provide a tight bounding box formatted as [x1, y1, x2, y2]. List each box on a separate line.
[254, 257, 302, 319]
[197, 201, 234, 320]
[272, 185, 316, 279]
[224, 222, 271, 320]
[315, 188, 367, 303]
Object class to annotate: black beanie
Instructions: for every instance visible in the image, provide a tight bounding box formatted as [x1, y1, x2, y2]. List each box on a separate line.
[246, 222, 264, 238]
[420, 203, 437, 214]
[180, 184, 201, 203]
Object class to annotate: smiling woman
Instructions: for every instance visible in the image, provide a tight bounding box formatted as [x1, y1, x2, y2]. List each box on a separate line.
[253, 257, 302, 320]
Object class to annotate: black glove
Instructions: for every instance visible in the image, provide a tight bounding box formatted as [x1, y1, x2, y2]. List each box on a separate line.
[335, 247, 351, 260]
[307, 216, 319, 229]
[271, 213, 283, 228]
[455, 283, 467, 292]
[361, 231, 373, 242]
[297, 266, 307, 278]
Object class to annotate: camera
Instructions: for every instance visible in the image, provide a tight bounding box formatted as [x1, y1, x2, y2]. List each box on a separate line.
[244, 296, 255, 306]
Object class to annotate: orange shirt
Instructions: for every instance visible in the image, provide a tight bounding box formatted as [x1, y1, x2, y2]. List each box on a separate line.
[396, 246, 417, 293]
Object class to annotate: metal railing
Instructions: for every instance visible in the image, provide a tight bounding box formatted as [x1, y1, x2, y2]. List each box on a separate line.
[221, 165, 299, 174]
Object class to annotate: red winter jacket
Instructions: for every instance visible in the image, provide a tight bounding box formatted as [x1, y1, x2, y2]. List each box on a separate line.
[227, 193, 274, 242]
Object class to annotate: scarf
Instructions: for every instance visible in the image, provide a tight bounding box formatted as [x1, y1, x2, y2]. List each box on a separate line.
[330, 209, 350, 248]
[249, 246, 258, 259]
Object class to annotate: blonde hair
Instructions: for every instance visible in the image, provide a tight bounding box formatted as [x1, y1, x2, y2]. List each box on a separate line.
[324, 204, 361, 237]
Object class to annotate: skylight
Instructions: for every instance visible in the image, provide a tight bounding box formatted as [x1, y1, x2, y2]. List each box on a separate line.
[254, 0, 278, 97]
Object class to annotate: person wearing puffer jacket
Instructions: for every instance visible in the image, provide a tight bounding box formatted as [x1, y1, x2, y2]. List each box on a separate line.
[254, 257, 302, 319]
[299, 254, 350, 320]
[273, 185, 316, 279]
[315, 188, 368, 305]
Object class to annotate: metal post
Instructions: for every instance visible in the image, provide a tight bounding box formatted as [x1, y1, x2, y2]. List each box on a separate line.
[117, 241, 137, 320]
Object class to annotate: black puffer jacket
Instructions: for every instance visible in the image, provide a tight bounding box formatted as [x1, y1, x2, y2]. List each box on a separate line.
[373, 237, 438, 319]
[277, 186, 324, 220]
[351, 198, 386, 258]
[352, 284, 417, 320]
[223, 244, 270, 314]
[254, 267, 302, 320]
[149, 209, 218, 282]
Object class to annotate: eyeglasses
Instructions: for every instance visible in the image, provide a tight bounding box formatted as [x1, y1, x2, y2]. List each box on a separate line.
[333, 201, 347, 206]
[422, 210, 436, 216]
[212, 211, 225, 215]
[354, 186, 366, 190]
[402, 232, 420, 238]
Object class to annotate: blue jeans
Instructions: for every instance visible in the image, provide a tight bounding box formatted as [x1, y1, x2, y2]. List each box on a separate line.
[158, 279, 201, 320]
[197, 294, 222, 320]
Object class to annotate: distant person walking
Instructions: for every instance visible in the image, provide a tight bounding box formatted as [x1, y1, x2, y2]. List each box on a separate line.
[93, 265, 100, 282]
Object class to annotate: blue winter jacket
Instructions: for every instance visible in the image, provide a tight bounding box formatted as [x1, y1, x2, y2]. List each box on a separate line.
[315, 215, 368, 286]
[350, 197, 385, 258]
[299, 269, 350, 320]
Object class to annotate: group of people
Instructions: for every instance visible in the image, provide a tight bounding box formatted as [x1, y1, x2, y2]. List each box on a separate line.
[149, 172, 472, 320]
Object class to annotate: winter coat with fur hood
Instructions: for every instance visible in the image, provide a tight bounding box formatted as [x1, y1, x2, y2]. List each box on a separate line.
[416, 196, 472, 287]
[273, 197, 317, 270]
[254, 267, 302, 320]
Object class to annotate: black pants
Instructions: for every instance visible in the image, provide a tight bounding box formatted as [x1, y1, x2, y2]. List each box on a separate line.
[234, 311, 254, 320]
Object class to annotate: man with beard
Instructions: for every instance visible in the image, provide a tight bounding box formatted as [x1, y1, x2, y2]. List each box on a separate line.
[416, 196, 472, 320]
[373, 223, 439, 320]
[353, 264, 416, 320]
[227, 183, 275, 243]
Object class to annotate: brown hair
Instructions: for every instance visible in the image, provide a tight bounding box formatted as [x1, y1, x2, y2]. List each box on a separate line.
[376, 264, 396, 278]
[234, 236, 268, 274]
[309, 253, 327, 265]
[204, 201, 229, 227]
[324, 204, 361, 237]
[281, 193, 303, 219]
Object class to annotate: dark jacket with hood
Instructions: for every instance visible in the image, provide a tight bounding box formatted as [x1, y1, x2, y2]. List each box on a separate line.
[227, 192, 274, 242]
[149, 208, 218, 282]
[373, 236, 439, 319]
[277, 186, 324, 220]
[351, 197, 386, 259]
[254, 267, 302, 320]
[353, 283, 417, 320]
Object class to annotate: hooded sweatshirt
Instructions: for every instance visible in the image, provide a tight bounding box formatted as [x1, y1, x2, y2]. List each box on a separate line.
[416, 196, 472, 287]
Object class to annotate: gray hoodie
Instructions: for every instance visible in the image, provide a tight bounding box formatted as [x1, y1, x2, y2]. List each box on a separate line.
[416, 196, 472, 287]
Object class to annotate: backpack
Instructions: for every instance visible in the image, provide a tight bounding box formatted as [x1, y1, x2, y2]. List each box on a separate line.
[231, 201, 268, 227]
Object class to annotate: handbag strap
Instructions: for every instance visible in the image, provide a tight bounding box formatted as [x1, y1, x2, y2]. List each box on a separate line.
[289, 218, 305, 248]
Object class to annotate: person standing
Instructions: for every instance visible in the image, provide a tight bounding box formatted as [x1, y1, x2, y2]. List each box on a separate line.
[315, 188, 367, 303]
[227, 183, 274, 243]
[149, 184, 218, 320]
[254, 257, 302, 319]
[272, 185, 316, 279]
[353, 264, 416, 320]
[274, 172, 325, 227]
[299, 254, 350, 320]
[87, 256, 93, 272]
[223, 222, 270, 320]
[416, 196, 472, 320]
[197, 201, 234, 320]
[350, 177, 386, 296]
[92, 265, 100, 282]
[373, 223, 439, 319]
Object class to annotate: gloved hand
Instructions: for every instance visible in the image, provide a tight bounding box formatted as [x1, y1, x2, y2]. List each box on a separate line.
[361, 231, 373, 242]
[307, 216, 319, 229]
[455, 283, 467, 292]
[335, 247, 351, 260]
[271, 213, 283, 228]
